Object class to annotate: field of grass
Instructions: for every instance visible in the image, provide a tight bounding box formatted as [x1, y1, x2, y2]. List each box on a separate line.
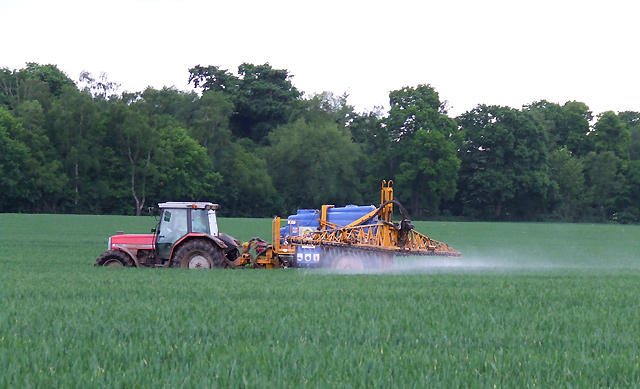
[2, 213, 640, 387]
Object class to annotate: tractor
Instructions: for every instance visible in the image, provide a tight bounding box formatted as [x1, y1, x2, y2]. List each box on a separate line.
[96, 181, 461, 270]
[95, 202, 240, 268]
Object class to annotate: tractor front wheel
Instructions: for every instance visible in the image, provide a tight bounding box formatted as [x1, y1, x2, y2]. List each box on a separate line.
[95, 249, 133, 267]
[172, 240, 224, 269]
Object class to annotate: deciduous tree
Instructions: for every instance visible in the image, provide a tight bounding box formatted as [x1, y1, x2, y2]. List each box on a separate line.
[267, 117, 362, 211]
[583, 151, 625, 220]
[152, 126, 222, 202]
[189, 63, 300, 144]
[592, 111, 630, 160]
[383, 84, 460, 216]
[457, 105, 553, 219]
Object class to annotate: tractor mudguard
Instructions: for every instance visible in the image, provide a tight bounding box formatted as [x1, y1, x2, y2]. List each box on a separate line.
[218, 233, 241, 251]
[112, 247, 140, 267]
[206, 234, 228, 249]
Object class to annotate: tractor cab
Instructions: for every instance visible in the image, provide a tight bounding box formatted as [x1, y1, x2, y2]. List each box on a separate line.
[96, 201, 240, 268]
[155, 202, 220, 259]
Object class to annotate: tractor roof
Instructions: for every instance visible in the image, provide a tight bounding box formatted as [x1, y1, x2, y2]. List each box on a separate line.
[157, 202, 219, 210]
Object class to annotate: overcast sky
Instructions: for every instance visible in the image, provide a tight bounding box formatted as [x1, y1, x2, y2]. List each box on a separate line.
[3, 0, 638, 117]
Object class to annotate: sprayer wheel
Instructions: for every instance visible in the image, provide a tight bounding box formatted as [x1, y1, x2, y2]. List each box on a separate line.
[330, 251, 365, 270]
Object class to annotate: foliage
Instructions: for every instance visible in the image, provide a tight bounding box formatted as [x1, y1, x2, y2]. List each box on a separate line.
[527, 100, 594, 156]
[189, 63, 300, 144]
[395, 129, 460, 216]
[0, 107, 33, 210]
[1, 104, 68, 212]
[378, 84, 461, 217]
[220, 139, 280, 217]
[616, 160, 640, 223]
[548, 147, 587, 221]
[456, 105, 554, 220]
[105, 97, 158, 215]
[582, 151, 625, 220]
[153, 126, 222, 202]
[188, 90, 233, 156]
[0, 63, 75, 109]
[267, 117, 362, 211]
[386, 84, 454, 141]
[0, 62, 638, 223]
[592, 111, 630, 159]
[620, 111, 640, 161]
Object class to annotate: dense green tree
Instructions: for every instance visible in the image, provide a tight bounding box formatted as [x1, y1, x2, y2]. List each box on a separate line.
[188, 65, 239, 94]
[619, 111, 640, 160]
[526, 100, 593, 156]
[349, 107, 384, 153]
[583, 151, 625, 220]
[234, 63, 300, 143]
[105, 98, 159, 216]
[592, 111, 630, 160]
[457, 105, 553, 220]
[386, 84, 456, 141]
[3, 61, 640, 222]
[189, 63, 300, 144]
[0, 107, 34, 210]
[396, 129, 460, 216]
[558, 101, 595, 156]
[22, 63, 76, 97]
[220, 139, 279, 217]
[139, 87, 196, 125]
[548, 147, 587, 221]
[0, 69, 50, 110]
[102, 88, 230, 215]
[48, 85, 107, 212]
[382, 84, 460, 217]
[347, 107, 386, 203]
[295, 92, 356, 127]
[188, 90, 234, 160]
[12, 100, 68, 211]
[0, 63, 75, 110]
[615, 160, 640, 223]
[152, 126, 222, 202]
[267, 117, 362, 211]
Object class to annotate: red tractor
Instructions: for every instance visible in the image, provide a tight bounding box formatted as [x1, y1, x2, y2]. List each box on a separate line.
[95, 202, 240, 269]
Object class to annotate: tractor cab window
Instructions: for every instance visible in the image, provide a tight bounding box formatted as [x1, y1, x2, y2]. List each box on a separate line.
[191, 209, 209, 234]
[160, 209, 188, 237]
[156, 209, 188, 258]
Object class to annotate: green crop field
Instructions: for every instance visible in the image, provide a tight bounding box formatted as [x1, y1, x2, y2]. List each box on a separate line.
[1, 214, 640, 387]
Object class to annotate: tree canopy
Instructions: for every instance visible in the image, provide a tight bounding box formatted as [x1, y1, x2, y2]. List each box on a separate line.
[1, 62, 638, 223]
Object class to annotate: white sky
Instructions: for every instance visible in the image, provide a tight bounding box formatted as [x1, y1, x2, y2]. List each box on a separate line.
[2, 0, 638, 117]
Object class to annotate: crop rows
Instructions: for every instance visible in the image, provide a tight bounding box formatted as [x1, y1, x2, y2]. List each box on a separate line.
[1, 214, 640, 387]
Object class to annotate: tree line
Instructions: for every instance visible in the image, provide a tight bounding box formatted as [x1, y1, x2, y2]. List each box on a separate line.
[1, 62, 639, 223]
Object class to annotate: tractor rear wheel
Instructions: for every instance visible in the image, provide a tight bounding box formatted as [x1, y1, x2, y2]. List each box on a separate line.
[172, 240, 224, 269]
[95, 249, 133, 267]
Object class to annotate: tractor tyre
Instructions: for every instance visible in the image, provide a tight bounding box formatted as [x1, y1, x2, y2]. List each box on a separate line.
[95, 249, 134, 267]
[172, 239, 225, 269]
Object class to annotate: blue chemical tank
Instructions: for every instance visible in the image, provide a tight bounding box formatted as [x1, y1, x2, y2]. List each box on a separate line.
[280, 205, 378, 239]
